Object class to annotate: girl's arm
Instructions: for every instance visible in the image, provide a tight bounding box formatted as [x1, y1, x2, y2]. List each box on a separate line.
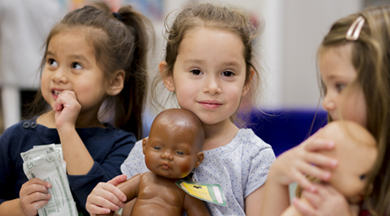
[245, 185, 268, 216]
[54, 90, 94, 175]
[55, 90, 135, 210]
[260, 133, 338, 216]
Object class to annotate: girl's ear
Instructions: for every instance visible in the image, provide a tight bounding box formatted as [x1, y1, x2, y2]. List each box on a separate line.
[159, 61, 175, 92]
[106, 70, 125, 96]
[242, 68, 254, 97]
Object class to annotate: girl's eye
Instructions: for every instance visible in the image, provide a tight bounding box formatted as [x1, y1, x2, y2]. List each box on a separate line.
[176, 151, 184, 155]
[48, 59, 58, 67]
[152, 146, 161, 150]
[190, 69, 203, 75]
[359, 174, 366, 180]
[335, 83, 346, 92]
[71, 62, 82, 69]
[222, 71, 235, 77]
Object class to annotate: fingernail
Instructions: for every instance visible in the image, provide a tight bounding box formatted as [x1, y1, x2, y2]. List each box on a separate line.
[331, 160, 338, 167]
[327, 141, 335, 148]
[34, 203, 41, 210]
[310, 186, 317, 193]
[323, 172, 331, 180]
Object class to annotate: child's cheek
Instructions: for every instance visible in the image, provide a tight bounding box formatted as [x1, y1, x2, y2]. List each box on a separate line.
[144, 155, 152, 167]
[180, 161, 192, 178]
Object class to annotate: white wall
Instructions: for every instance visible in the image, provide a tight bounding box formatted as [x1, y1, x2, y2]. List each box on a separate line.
[280, 0, 362, 108]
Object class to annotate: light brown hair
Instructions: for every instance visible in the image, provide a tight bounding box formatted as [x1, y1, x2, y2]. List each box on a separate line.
[318, 5, 390, 215]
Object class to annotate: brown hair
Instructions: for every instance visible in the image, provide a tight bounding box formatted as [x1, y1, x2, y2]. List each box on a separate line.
[151, 3, 263, 121]
[27, 5, 152, 139]
[318, 5, 390, 215]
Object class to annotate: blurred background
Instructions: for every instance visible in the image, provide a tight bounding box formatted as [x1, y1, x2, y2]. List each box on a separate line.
[0, 0, 385, 143]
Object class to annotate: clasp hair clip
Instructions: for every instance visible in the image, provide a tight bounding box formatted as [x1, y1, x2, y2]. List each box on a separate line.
[346, 16, 365, 41]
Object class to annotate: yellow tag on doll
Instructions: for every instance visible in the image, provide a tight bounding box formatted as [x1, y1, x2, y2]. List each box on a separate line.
[175, 180, 227, 206]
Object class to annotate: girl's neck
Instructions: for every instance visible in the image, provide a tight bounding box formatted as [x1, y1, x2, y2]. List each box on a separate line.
[202, 119, 239, 151]
[37, 110, 104, 129]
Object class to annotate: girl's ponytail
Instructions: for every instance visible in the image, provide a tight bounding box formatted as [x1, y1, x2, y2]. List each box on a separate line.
[114, 6, 153, 139]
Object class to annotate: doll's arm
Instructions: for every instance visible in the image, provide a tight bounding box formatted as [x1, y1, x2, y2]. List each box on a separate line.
[116, 174, 142, 203]
[183, 194, 210, 216]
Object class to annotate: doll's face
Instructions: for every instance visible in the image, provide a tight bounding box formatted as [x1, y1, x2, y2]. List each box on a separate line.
[319, 121, 377, 204]
[142, 120, 204, 179]
[327, 146, 376, 204]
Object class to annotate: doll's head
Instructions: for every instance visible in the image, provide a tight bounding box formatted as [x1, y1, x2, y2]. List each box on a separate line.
[142, 108, 205, 179]
[317, 121, 377, 204]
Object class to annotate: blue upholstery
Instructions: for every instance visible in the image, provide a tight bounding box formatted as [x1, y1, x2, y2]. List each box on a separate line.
[243, 108, 328, 157]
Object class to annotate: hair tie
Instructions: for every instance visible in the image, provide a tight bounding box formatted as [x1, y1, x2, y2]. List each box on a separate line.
[112, 12, 123, 21]
[346, 16, 365, 41]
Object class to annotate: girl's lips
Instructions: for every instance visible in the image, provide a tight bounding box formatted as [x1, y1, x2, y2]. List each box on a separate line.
[199, 101, 222, 109]
[51, 89, 62, 100]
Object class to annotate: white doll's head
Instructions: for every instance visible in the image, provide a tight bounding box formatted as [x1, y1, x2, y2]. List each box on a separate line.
[317, 121, 377, 204]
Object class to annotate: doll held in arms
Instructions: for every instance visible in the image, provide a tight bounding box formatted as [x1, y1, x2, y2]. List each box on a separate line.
[98, 108, 210, 216]
[282, 120, 377, 216]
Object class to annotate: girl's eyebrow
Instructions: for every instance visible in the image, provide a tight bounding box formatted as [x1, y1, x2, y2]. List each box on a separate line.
[184, 59, 242, 67]
[183, 59, 204, 64]
[46, 51, 55, 57]
[69, 55, 88, 62]
[46, 51, 88, 62]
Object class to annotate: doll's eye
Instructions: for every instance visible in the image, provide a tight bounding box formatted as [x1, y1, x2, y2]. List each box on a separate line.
[176, 151, 184, 155]
[152, 146, 161, 150]
[359, 174, 366, 180]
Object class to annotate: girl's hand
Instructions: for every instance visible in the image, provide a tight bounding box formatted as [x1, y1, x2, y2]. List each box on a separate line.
[270, 130, 338, 191]
[53, 90, 81, 129]
[19, 178, 52, 216]
[86, 174, 128, 215]
[293, 184, 353, 216]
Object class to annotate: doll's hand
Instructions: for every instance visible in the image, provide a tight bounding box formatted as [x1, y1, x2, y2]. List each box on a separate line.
[293, 184, 354, 216]
[269, 130, 338, 191]
[19, 178, 52, 216]
[53, 90, 81, 129]
[86, 174, 128, 215]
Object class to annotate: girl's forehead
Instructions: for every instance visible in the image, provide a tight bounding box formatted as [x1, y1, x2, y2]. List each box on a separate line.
[321, 44, 353, 61]
[178, 26, 246, 62]
[48, 28, 98, 53]
[319, 44, 357, 79]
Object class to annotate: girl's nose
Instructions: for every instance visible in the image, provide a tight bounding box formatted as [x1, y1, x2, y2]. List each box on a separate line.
[321, 92, 335, 112]
[204, 76, 221, 95]
[51, 68, 68, 83]
[161, 151, 173, 161]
